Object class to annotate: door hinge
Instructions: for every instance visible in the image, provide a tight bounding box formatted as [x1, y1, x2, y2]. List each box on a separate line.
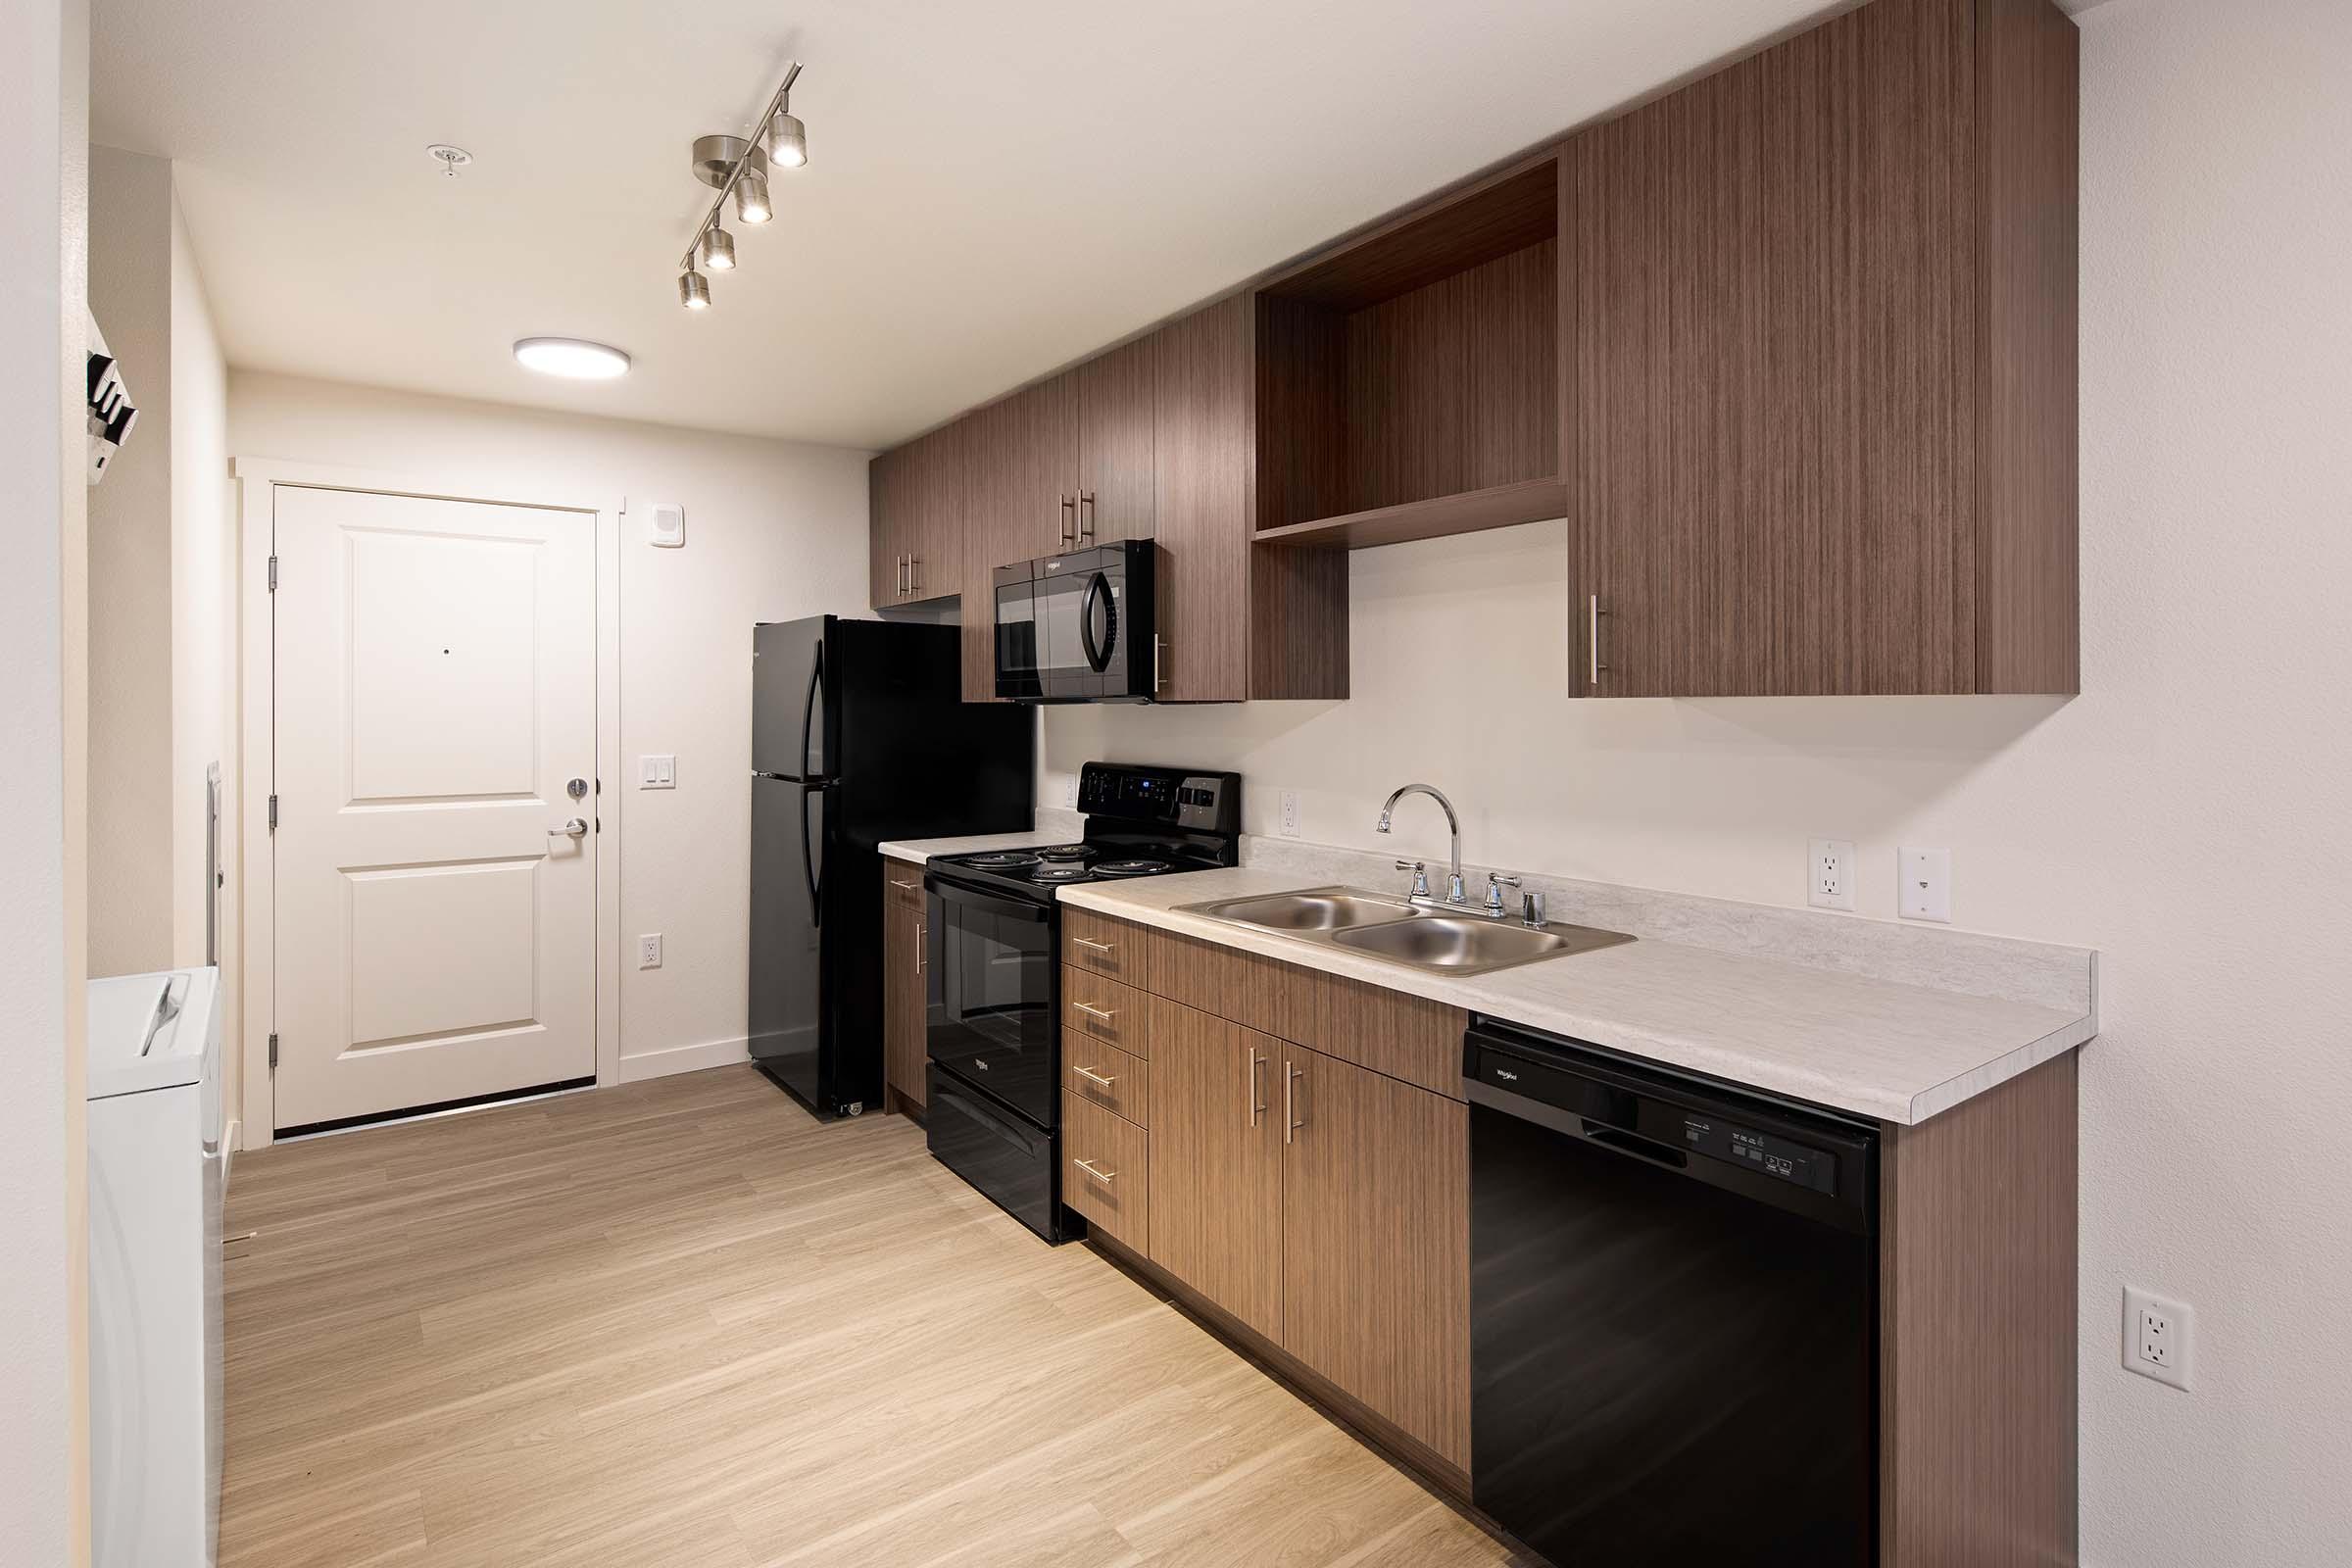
[268, 554, 278, 592]
[268, 1032, 279, 1072]
[268, 794, 278, 831]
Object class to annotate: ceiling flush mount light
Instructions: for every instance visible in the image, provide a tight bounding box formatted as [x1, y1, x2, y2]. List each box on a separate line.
[514, 337, 632, 379]
[676, 62, 806, 309]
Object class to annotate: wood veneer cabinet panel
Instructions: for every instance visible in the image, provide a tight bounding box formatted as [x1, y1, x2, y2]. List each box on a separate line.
[1294, 973, 1467, 1102]
[1078, 335, 1155, 545]
[1063, 1036, 1151, 1128]
[1063, 909, 1150, 985]
[906, 421, 963, 603]
[868, 444, 913, 610]
[1146, 997, 1284, 1338]
[1060, 965, 1149, 1059]
[1145, 928, 1319, 1046]
[1881, 1051, 2078, 1564]
[880, 866, 926, 1108]
[1277, 1042, 1472, 1470]
[1062, 1089, 1150, 1251]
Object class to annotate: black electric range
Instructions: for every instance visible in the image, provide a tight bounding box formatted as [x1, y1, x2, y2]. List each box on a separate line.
[921, 762, 1241, 1242]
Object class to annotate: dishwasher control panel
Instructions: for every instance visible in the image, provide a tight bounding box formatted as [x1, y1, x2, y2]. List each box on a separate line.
[1680, 1115, 1838, 1197]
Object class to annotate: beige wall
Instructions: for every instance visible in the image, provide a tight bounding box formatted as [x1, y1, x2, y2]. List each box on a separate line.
[2, 0, 90, 1559]
[228, 372, 871, 1087]
[169, 195, 230, 971]
[1047, 0, 2352, 1559]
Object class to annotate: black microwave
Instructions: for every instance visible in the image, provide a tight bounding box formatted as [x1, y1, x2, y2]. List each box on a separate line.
[994, 540, 1158, 703]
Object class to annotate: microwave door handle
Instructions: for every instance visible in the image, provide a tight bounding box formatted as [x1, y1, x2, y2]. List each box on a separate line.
[1078, 571, 1112, 673]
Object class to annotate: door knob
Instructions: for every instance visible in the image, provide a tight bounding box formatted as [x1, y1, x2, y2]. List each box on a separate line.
[550, 817, 589, 838]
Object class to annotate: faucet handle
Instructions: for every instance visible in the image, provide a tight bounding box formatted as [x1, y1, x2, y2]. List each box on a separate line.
[1395, 859, 1431, 900]
[1483, 872, 1522, 912]
[1522, 890, 1547, 928]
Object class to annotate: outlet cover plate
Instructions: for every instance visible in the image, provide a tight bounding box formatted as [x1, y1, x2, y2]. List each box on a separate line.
[1898, 845, 1952, 922]
[1808, 838, 1855, 910]
[637, 933, 663, 970]
[1280, 791, 1301, 838]
[2123, 1285, 2193, 1391]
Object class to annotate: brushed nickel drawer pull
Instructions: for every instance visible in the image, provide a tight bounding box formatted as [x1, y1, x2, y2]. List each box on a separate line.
[1073, 1002, 1118, 1022]
[1589, 594, 1610, 686]
[1285, 1059, 1305, 1144]
[1073, 937, 1116, 954]
[914, 919, 924, 975]
[1074, 1065, 1117, 1089]
[889, 877, 918, 892]
[1074, 1157, 1116, 1184]
[1247, 1044, 1264, 1126]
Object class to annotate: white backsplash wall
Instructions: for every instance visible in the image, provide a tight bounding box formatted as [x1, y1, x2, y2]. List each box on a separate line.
[1046, 1, 2352, 1560]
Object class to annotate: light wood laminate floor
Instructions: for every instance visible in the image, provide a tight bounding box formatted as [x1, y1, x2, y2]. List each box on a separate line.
[221, 1065, 1522, 1567]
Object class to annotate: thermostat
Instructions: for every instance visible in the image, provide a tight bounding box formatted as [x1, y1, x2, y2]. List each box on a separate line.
[647, 503, 685, 548]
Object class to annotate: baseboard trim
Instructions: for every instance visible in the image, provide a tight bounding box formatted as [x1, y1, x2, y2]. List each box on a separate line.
[612, 1036, 752, 1084]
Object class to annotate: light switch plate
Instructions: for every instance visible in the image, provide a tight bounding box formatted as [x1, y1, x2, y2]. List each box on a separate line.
[1898, 846, 1951, 922]
[639, 755, 676, 789]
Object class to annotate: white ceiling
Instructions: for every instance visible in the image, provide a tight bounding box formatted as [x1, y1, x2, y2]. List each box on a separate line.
[91, 0, 2079, 452]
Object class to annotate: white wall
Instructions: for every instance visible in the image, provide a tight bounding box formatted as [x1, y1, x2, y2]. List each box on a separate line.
[1049, 0, 2352, 1560]
[2, 0, 90, 1559]
[169, 194, 229, 971]
[228, 372, 871, 1083]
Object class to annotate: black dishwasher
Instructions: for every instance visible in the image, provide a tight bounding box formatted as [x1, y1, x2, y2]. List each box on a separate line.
[1465, 1018, 1880, 1566]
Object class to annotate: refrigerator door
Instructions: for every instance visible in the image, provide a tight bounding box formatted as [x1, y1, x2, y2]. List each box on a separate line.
[753, 617, 834, 781]
[749, 774, 827, 1109]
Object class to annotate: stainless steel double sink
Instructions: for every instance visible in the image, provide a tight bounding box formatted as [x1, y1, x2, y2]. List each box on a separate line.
[1173, 886, 1632, 978]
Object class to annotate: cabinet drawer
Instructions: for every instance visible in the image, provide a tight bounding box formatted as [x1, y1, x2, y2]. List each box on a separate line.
[1148, 927, 1320, 1046]
[1063, 1037, 1151, 1128]
[1064, 908, 1148, 983]
[1063, 1091, 1149, 1250]
[1062, 967, 1148, 1058]
[883, 863, 926, 906]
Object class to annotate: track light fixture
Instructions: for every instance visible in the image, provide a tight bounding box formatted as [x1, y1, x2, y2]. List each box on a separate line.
[676, 62, 806, 309]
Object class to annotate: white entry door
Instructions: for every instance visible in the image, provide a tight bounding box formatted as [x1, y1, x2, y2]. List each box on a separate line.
[271, 485, 597, 1130]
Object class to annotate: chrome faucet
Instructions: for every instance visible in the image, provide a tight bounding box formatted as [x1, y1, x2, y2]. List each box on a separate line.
[1377, 784, 1467, 906]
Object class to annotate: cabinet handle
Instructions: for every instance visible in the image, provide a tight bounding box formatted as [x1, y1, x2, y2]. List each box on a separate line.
[1074, 1157, 1116, 1185]
[1152, 635, 1164, 695]
[1078, 490, 1096, 542]
[889, 877, 919, 892]
[1285, 1058, 1304, 1144]
[1058, 493, 1077, 548]
[1247, 1044, 1264, 1126]
[1074, 1064, 1117, 1089]
[1074, 1001, 1117, 1022]
[1073, 936, 1116, 955]
[914, 918, 925, 974]
[909, 555, 922, 595]
[1589, 594, 1610, 686]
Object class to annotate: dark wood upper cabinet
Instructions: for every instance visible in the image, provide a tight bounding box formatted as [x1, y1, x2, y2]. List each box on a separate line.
[1077, 336, 1155, 546]
[1572, 0, 2079, 696]
[867, 442, 914, 611]
[868, 423, 963, 610]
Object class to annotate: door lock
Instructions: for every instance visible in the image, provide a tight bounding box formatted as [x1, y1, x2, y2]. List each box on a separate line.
[566, 776, 588, 801]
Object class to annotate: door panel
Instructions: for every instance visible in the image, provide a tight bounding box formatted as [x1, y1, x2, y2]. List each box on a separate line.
[959, 380, 1075, 701]
[881, 867, 926, 1107]
[271, 485, 596, 1129]
[1150, 299, 1252, 701]
[749, 776, 824, 1098]
[1279, 1043, 1471, 1469]
[1145, 996, 1282, 1338]
[1078, 337, 1154, 545]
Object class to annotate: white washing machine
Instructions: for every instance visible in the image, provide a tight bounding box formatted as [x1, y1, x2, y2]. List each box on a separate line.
[87, 966, 225, 1568]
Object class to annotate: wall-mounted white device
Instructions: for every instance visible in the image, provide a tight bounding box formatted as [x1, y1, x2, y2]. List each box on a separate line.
[647, 503, 685, 548]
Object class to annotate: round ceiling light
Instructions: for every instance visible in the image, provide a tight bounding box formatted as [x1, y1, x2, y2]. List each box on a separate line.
[513, 338, 632, 380]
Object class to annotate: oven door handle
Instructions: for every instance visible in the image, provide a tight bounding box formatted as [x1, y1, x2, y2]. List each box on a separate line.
[1077, 570, 1114, 674]
[929, 873, 1054, 928]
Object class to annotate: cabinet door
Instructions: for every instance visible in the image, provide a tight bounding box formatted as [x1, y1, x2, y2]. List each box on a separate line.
[1279, 1043, 1470, 1469]
[880, 871, 926, 1106]
[868, 445, 914, 609]
[1077, 336, 1154, 545]
[1145, 996, 1283, 1338]
[1150, 298, 1252, 701]
[905, 421, 964, 604]
[959, 381, 1078, 700]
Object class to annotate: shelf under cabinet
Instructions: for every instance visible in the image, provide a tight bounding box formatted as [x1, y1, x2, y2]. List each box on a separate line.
[1250, 477, 1568, 551]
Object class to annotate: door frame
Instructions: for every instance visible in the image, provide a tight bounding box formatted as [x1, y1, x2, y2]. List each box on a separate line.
[232, 457, 624, 1152]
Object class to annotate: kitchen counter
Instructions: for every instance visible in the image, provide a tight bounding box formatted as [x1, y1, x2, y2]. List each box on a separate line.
[1058, 866, 2094, 1126]
[878, 821, 1079, 866]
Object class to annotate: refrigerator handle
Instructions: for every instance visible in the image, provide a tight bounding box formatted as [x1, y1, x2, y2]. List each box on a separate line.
[802, 784, 824, 925]
[798, 643, 824, 779]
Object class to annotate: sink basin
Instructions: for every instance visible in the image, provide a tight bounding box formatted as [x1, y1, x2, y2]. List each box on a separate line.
[1188, 888, 1416, 933]
[1333, 915, 1611, 974]
[1175, 886, 1634, 978]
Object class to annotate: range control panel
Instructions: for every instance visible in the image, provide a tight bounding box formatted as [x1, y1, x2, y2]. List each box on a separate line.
[1078, 761, 1241, 833]
[1681, 1115, 1838, 1198]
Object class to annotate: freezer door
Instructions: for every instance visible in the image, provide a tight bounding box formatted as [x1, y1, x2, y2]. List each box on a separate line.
[753, 617, 832, 780]
[749, 775, 826, 1105]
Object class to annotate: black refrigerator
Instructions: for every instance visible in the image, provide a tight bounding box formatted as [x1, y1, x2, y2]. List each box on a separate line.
[750, 616, 1031, 1118]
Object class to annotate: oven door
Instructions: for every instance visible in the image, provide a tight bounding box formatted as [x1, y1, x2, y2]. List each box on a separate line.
[924, 876, 1056, 1128]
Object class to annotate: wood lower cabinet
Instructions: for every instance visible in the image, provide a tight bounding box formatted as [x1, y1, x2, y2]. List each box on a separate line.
[1145, 998, 1284, 1337]
[1277, 1042, 1471, 1469]
[1062, 1089, 1150, 1250]
[880, 865, 927, 1109]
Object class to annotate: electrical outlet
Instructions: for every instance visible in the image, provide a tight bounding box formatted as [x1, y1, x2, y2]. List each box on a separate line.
[2123, 1286, 2193, 1390]
[638, 933, 663, 970]
[1808, 838, 1855, 910]
[1062, 776, 1078, 808]
[1280, 791, 1301, 838]
[638, 755, 676, 789]
[1898, 846, 1952, 922]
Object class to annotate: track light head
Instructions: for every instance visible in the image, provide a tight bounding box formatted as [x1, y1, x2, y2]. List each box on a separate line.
[698, 225, 736, 270]
[768, 111, 807, 170]
[735, 169, 772, 224]
[679, 270, 711, 310]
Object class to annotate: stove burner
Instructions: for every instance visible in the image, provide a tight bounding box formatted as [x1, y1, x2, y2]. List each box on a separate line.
[1092, 858, 1174, 878]
[1030, 866, 1095, 884]
[1033, 843, 1098, 861]
[960, 851, 1042, 870]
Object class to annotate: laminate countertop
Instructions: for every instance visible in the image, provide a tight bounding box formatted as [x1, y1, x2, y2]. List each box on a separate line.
[878, 829, 1076, 865]
[1056, 867, 2095, 1127]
